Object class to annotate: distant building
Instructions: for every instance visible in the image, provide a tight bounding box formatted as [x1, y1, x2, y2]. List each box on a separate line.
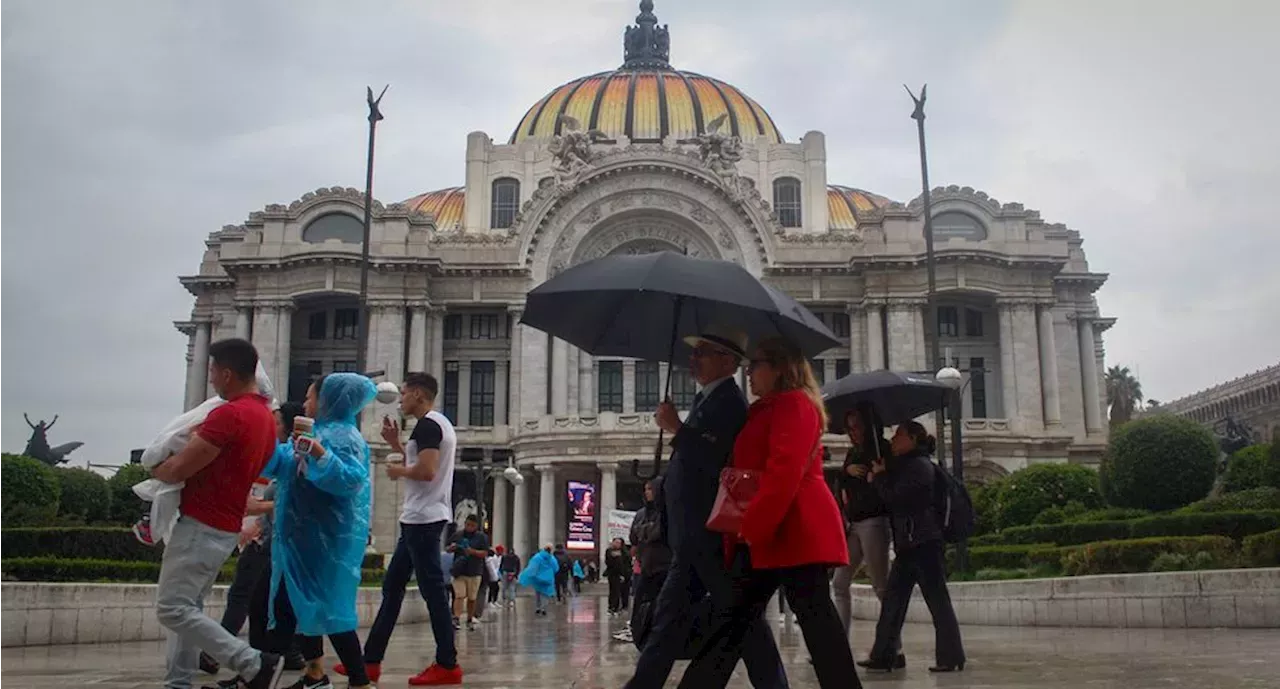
[1156, 364, 1280, 444]
[175, 2, 1113, 557]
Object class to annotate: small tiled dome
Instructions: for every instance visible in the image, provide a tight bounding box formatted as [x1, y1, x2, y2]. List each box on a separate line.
[404, 187, 465, 231]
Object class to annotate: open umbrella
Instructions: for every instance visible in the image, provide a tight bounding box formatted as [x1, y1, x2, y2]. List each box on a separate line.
[520, 251, 840, 477]
[822, 369, 953, 433]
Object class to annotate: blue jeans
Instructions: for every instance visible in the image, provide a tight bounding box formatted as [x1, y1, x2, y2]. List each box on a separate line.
[361, 521, 457, 668]
[158, 517, 262, 689]
[501, 576, 518, 602]
[534, 591, 549, 612]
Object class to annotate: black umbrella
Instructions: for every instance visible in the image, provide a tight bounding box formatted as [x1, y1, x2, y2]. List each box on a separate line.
[822, 369, 953, 433]
[520, 251, 840, 478]
[520, 252, 840, 362]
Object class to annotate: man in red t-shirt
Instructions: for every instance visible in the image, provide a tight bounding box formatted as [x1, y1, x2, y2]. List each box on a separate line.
[151, 338, 285, 689]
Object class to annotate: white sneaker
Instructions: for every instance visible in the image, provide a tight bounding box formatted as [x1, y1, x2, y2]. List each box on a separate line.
[467, 618, 478, 631]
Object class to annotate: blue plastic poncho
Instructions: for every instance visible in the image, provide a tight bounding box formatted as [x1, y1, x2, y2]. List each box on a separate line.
[519, 550, 559, 597]
[573, 560, 585, 579]
[266, 373, 376, 636]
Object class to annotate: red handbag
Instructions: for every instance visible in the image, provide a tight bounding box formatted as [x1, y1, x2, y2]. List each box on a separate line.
[706, 438, 821, 535]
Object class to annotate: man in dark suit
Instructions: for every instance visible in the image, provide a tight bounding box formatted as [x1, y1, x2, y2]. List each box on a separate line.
[624, 326, 788, 689]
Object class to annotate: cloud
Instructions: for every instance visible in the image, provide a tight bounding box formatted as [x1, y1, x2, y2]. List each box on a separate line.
[3, 0, 1277, 466]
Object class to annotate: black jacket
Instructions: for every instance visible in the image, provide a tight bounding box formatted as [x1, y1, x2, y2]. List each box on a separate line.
[839, 440, 892, 523]
[630, 503, 673, 575]
[873, 450, 942, 551]
[662, 378, 747, 556]
[604, 548, 632, 579]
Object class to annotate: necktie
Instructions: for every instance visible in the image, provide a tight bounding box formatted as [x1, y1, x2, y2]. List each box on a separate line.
[691, 390, 705, 414]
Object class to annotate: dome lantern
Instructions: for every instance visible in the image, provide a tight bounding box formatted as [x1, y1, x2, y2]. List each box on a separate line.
[622, 0, 671, 70]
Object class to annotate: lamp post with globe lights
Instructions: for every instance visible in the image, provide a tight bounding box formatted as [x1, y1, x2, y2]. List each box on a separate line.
[935, 365, 968, 571]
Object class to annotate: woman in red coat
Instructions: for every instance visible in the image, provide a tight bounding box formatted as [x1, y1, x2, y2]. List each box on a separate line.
[676, 336, 861, 689]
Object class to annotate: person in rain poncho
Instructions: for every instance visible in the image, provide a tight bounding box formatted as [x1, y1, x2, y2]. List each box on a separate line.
[131, 363, 277, 546]
[519, 544, 560, 616]
[254, 373, 377, 689]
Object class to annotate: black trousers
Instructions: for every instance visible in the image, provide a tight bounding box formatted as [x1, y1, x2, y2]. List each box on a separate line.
[869, 541, 964, 667]
[488, 580, 501, 603]
[608, 575, 628, 611]
[624, 541, 786, 689]
[221, 541, 270, 638]
[252, 574, 370, 686]
[676, 548, 860, 689]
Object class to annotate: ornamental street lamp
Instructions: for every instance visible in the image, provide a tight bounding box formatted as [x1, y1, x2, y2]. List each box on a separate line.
[936, 364, 973, 572]
[354, 85, 389, 376]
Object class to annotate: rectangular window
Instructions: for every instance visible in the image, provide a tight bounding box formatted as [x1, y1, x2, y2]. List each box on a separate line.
[598, 361, 624, 413]
[443, 314, 463, 340]
[443, 361, 459, 424]
[670, 365, 697, 410]
[835, 358, 851, 381]
[970, 357, 987, 418]
[635, 362, 660, 412]
[469, 361, 496, 427]
[288, 360, 323, 404]
[965, 308, 984, 338]
[937, 306, 959, 337]
[332, 360, 358, 373]
[333, 308, 359, 340]
[307, 311, 328, 340]
[469, 314, 500, 339]
[829, 312, 850, 338]
[809, 359, 825, 386]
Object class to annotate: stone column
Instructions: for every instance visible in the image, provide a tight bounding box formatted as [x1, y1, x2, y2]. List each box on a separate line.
[566, 347, 580, 414]
[458, 360, 472, 427]
[998, 302, 1017, 421]
[512, 469, 530, 558]
[1038, 305, 1063, 428]
[507, 309, 524, 424]
[186, 321, 212, 410]
[1011, 302, 1044, 430]
[491, 473, 509, 550]
[495, 360, 510, 425]
[551, 338, 569, 415]
[846, 304, 866, 372]
[537, 464, 556, 549]
[886, 301, 919, 371]
[520, 327, 548, 421]
[251, 304, 281, 393]
[1077, 316, 1104, 434]
[913, 305, 928, 370]
[623, 360, 637, 413]
[234, 305, 251, 340]
[578, 350, 595, 415]
[275, 305, 292, 401]
[374, 302, 405, 384]
[864, 303, 885, 370]
[428, 309, 445, 379]
[598, 462, 618, 567]
[408, 302, 429, 374]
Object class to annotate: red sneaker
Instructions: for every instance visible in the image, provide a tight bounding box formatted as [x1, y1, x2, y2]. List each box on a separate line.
[332, 662, 381, 683]
[408, 663, 463, 686]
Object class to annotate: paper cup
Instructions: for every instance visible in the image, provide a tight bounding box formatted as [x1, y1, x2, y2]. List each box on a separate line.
[293, 416, 315, 436]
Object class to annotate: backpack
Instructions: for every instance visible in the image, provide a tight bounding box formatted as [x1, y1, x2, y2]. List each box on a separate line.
[932, 463, 975, 543]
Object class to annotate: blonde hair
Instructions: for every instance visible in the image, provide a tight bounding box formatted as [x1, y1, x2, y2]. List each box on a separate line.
[754, 336, 829, 430]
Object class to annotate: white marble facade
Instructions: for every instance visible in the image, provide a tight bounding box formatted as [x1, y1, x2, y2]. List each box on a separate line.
[175, 3, 1111, 558]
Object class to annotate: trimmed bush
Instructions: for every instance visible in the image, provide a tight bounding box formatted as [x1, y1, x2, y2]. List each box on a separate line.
[106, 464, 150, 524]
[2, 527, 163, 562]
[1033, 501, 1088, 525]
[969, 479, 1003, 536]
[1069, 507, 1151, 523]
[1101, 415, 1217, 511]
[1242, 529, 1280, 567]
[995, 464, 1102, 529]
[1148, 551, 1220, 572]
[994, 519, 1132, 547]
[1061, 536, 1235, 576]
[55, 467, 112, 524]
[1, 454, 61, 526]
[1179, 487, 1280, 513]
[1224, 444, 1279, 493]
[983, 510, 1280, 547]
[960, 544, 1068, 573]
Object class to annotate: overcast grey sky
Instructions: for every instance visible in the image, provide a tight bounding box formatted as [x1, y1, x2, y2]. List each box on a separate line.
[3, 0, 1278, 467]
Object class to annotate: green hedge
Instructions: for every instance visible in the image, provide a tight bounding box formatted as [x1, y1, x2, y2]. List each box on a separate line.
[1061, 536, 1235, 576]
[106, 465, 150, 524]
[1224, 444, 1279, 493]
[1101, 416, 1217, 511]
[54, 467, 112, 524]
[1179, 487, 1280, 513]
[958, 544, 1070, 573]
[994, 464, 1103, 529]
[1242, 529, 1280, 567]
[2, 527, 163, 562]
[1, 454, 61, 526]
[1, 557, 385, 585]
[977, 510, 1280, 547]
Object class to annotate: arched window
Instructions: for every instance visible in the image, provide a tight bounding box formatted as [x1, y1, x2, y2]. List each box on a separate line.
[301, 213, 363, 243]
[930, 211, 987, 241]
[491, 178, 520, 229]
[772, 177, 802, 228]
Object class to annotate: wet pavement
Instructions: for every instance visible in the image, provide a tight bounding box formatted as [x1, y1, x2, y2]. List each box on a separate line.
[3, 594, 1278, 688]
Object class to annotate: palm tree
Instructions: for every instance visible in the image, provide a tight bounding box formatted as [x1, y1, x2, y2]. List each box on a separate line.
[1105, 366, 1144, 426]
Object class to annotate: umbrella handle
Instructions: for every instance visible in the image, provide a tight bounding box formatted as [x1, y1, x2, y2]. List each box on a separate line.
[632, 431, 663, 480]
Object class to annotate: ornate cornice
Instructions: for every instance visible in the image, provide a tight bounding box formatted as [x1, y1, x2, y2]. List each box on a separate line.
[246, 186, 433, 226]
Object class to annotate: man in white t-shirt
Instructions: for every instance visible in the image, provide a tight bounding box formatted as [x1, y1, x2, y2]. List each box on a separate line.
[337, 372, 462, 687]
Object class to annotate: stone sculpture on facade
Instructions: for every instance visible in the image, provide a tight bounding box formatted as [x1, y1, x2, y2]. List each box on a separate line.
[22, 413, 83, 466]
[691, 113, 743, 181]
[548, 114, 608, 187]
[622, 0, 670, 68]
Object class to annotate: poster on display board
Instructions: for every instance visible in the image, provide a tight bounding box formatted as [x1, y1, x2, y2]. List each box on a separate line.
[605, 509, 637, 544]
[566, 480, 596, 551]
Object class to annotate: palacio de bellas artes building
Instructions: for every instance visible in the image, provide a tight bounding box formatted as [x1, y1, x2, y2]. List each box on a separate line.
[175, 2, 1113, 559]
